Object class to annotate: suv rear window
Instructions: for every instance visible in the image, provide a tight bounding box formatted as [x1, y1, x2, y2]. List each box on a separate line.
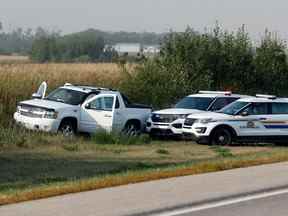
[272, 103, 288, 114]
[244, 103, 269, 115]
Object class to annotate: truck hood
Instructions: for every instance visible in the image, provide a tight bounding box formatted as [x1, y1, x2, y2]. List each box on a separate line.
[19, 99, 75, 111]
[153, 108, 205, 115]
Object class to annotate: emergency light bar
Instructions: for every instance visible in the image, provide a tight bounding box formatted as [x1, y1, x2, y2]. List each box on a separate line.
[199, 91, 232, 95]
[256, 94, 277, 99]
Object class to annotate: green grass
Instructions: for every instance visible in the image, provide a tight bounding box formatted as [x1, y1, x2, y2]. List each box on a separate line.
[0, 127, 287, 205]
[210, 146, 234, 158]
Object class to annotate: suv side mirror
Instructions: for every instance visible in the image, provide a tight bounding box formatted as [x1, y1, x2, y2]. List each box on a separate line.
[240, 111, 249, 116]
[32, 93, 42, 99]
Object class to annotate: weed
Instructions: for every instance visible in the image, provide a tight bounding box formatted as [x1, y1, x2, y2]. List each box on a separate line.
[92, 130, 151, 145]
[156, 149, 170, 155]
[62, 144, 81, 152]
[210, 146, 234, 158]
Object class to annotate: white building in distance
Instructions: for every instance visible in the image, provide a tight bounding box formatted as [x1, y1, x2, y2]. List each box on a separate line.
[112, 43, 160, 57]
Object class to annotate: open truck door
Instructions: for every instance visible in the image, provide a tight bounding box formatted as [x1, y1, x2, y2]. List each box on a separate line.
[80, 94, 116, 133]
[32, 81, 47, 99]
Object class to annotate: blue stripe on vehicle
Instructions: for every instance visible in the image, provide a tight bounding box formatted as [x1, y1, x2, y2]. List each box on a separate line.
[264, 125, 288, 129]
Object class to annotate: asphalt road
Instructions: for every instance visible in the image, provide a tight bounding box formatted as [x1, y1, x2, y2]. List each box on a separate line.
[2, 162, 288, 216]
[178, 193, 288, 216]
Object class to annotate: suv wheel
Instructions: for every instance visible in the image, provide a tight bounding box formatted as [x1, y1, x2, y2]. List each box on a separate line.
[211, 128, 232, 145]
[59, 121, 76, 137]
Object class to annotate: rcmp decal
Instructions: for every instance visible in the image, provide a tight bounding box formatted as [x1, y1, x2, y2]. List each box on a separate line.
[240, 120, 259, 129]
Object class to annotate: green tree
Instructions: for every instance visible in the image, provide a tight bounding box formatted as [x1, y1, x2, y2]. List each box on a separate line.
[254, 31, 288, 95]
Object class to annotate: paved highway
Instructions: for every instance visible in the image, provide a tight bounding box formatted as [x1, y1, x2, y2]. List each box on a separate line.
[178, 193, 288, 216]
[2, 162, 288, 216]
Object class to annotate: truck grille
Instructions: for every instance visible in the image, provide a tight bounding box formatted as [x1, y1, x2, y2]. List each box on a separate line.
[151, 114, 176, 123]
[19, 105, 44, 118]
[184, 118, 196, 126]
[20, 111, 43, 118]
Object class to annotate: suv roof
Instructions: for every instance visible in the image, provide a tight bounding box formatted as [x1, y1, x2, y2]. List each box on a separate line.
[188, 91, 248, 98]
[238, 96, 288, 103]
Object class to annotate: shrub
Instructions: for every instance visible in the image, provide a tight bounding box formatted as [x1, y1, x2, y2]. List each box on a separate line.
[210, 146, 234, 158]
[92, 130, 151, 145]
[120, 25, 288, 109]
[156, 149, 170, 155]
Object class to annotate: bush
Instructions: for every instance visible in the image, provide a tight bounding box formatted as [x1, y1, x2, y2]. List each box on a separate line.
[156, 149, 170, 155]
[120, 25, 288, 109]
[0, 125, 69, 148]
[92, 130, 151, 145]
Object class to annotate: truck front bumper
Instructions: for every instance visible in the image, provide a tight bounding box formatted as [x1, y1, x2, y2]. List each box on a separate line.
[14, 112, 60, 133]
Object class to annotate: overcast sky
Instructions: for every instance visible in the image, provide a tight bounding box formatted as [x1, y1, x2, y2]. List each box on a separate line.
[0, 0, 287, 40]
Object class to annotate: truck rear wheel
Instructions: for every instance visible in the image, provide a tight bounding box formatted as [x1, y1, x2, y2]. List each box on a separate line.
[123, 121, 141, 136]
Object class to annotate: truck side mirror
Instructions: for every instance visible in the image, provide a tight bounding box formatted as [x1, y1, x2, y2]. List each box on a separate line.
[85, 103, 91, 109]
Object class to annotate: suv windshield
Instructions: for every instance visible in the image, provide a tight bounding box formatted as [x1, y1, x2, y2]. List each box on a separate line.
[45, 88, 87, 105]
[175, 97, 214, 110]
[219, 101, 249, 115]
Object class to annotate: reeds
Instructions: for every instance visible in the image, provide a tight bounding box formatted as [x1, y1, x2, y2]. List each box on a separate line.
[0, 63, 133, 125]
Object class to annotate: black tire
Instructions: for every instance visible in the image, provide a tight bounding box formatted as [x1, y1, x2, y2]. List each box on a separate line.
[123, 121, 141, 136]
[58, 120, 76, 137]
[210, 128, 232, 146]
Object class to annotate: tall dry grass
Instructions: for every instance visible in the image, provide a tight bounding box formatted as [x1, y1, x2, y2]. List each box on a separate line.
[0, 63, 134, 125]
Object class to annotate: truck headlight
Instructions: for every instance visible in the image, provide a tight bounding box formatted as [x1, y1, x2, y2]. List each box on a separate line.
[44, 110, 58, 119]
[16, 105, 21, 113]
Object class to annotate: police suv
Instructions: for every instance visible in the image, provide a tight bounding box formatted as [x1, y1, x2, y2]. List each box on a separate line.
[146, 91, 246, 137]
[182, 95, 288, 145]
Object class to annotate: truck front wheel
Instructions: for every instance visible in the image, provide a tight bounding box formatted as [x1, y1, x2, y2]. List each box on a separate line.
[58, 120, 76, 137]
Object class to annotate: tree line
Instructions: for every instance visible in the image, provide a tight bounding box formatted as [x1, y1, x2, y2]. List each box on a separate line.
[120, 25, 288, 108]
[0, 21, 163, 61]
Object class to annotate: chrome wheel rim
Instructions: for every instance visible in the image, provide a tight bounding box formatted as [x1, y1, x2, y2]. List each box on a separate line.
[61, 125, 74, 137]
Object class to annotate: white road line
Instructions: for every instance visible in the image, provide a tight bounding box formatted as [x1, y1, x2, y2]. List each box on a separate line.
[154, 188, 288, 216]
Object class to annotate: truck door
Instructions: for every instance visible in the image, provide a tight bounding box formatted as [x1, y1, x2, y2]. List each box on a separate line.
[112, 96, 126, 132]
[80, 94, 116, 133]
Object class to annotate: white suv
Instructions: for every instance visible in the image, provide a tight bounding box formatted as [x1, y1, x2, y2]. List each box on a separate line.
[146, 91, 246, 137]
[14, 82, 151, 136]
[183, 95, 288, 145]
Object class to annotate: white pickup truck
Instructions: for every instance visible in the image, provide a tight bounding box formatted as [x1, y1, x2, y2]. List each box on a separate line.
[14, 82, 152, 136]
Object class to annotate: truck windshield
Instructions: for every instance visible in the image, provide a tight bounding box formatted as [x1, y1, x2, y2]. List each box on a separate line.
[45, 88, 87, 105]
[175, 97, 214, 110]
[219, 101, 249, 115]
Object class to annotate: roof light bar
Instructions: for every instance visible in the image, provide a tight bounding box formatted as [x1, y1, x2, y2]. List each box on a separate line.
[199, 91, 232, 95]
[256, 94, 277, 99]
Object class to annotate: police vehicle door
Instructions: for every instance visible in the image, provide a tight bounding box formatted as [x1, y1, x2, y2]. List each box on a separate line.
[238, 102, 271, 136]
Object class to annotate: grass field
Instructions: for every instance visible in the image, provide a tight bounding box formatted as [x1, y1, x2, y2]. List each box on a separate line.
[0, 131, 283, 205]
[0, 55, 29, 63]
